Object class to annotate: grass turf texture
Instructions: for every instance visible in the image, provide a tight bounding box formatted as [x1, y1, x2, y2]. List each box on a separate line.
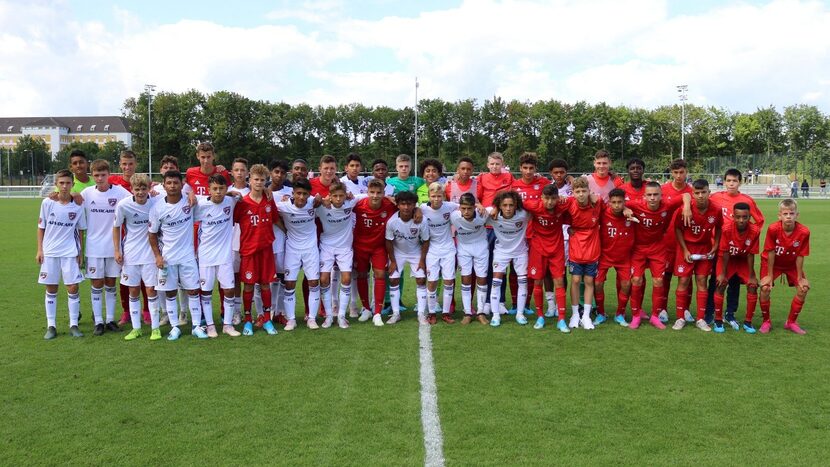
[2, 198, 829, 465]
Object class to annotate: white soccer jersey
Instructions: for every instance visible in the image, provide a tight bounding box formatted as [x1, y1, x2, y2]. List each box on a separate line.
[276, 198, 318, 251]
[151, 182, 192, 198]
[113, 196, 157, 266]
[317, 198, 356, 249]
[340, 175, 368, 196]
[148, 197, 197, 265]
[385, 213, 429, 257]
[81, 184, 131, 258]
[485, 208, 529, 257]
[421, 201, 458, 255]
[271, 186, 292, 253]
[450, 210, 488, 255]
[229, 185, 251, 252]
[195, 196, 236, 267]
[38, 198, 86, 257]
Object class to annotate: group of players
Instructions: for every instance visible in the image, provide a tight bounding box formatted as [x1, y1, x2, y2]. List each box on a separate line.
[36, 144, 811, 340]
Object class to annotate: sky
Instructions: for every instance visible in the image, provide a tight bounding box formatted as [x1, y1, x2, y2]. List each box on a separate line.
[1, 0, 829, 117]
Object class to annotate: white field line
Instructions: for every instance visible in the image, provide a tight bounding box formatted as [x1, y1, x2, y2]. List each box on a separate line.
[419, 323, 445, 467]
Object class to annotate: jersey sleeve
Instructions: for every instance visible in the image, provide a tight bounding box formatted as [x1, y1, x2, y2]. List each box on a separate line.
[748, 199, 765, 228]
[762, 224, 777, 253]
[419, 223, 430, 241]
[182, 183, 192, 195]
[148, 204, 161, 234]
[113, 202, 126, 227]
[38, 199, 50, 229]
[748, 227, 761, 255]
[799, 227, 810, 257]
[385, 218, 395, 241]
[76, 209, 87, 231]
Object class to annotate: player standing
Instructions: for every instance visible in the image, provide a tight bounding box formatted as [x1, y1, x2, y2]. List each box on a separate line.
[317, 181, 358, 329]
[595, 188, 635, 327]
[185, 142, 231, 198]
[620, 158, 646, 202]
[486, 191, 528, 327]
[658, 159, 694, 322]
[421, 182, 458, 324]
[385, 191, 430, 324]
[477, 152, 514, 316]
[445, 157, 477, 203]
[714, 202, 760, 333]
[450, 193, 489, 324]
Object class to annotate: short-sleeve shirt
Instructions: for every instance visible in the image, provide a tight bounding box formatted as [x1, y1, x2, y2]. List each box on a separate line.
[627, 197, 684, 256]
[674, 202, 722, 247]
[310, 177, 335, 197]
[476, 172, 514, 207]
[421, 201, 459, 255]
[195, 196, 236, 266]
[563, 197, 602, 263]
[276, 198, 318, 251]
[233, 194, 277, 255]
[719, 222, 760, 259]
[186, 166, 231, 197]
[387, 176, 424, 195]
[599, 206, 635, 265]
[449, 211, 488, 256]
[114, 196, 156, 266]
[39, 198, 86, 257]
[317, 198, 356, 250]
[81, 184, 131, 258]
[620, 182, 646, 202]
[523, 200, 566, 256]
[485, 208, 528, 257]
[71, 176, 95, 193]
[385, 213, 429, 257]
[710, 191, 765, 230]
[761, 221, 810, 269]
[353, 198, 397, 251]
[340, 175, 368, 196]
[148, 197, 197, 265]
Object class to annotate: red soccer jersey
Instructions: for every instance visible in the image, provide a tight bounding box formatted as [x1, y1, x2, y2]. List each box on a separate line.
[627, 197, 683, 255]
[234, 194, 277, 255]
[108, 175, 133, 193]
[513, 176, 550, 238]
[761, 221, 810, 269]
[709, 191, 765, 230]
[599, 205, 635, 265]
[353, 197, 397, 251]
[719, 222, 760, 259]
[186, 166, 231, 197]
[310, 177, 333, 197]
[674, 202, 722, 247]
[523, 200, 566, 256]
[661, 181, 693, 250]
[476, 172, 514, 207]
[620, 182, 645, 202]
[564, 197, 602, 263]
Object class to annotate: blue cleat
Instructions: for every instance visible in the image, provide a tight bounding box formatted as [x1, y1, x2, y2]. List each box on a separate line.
[533, 316, 545, 329]
[614, 315, 628, 327]
[242, 322, 254, 336]
[516, 313, 528, 325]
[192, 326, 209, 339]
[524, 307, 535, 315]
[400, 303, 409, 312]
[742, 323, 756, 334]
[713, 323, 725, 333]
[556, 320, 570, 333]
[727, 319, 740, 331]
[507, 308, 517, 315]
[544, 309, 557, 318]
[381, 305, 391, 316]
[593, 314, 607, 326]
[167, 326, 181, 341]
[490, 314, 501, 327]
[263, 320, 278, 335]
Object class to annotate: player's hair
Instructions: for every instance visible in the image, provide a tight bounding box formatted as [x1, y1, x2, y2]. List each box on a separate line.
[292, 158, 308, 167]
[458, 192, 476, 206]
[293, 178, 312, 192]
[160, 155, 179, 168]
[196, 141, 215, 153]
[269, 159, 288, 172]
[249, 164, 269, 179]
[69, 149, 87, 160]
[571, 177, 589, 190]
[232, 157, 248, 168]
[371, 158, 388, 169]
[645, 181, 662, 190]
[692, 178, 709, 190]
[608, 188, 625, 200]
[458, 157, 474, 167]
[328, 180, 346, 194]
[119, 150, 136, 160]
[669, 159, 687, 171]
[163, 170, 183, 181]
[395, 190, 418, 205]
[420, 158, 443, 177]
[90, 159, 110, 173]
[724, 168, 743, 181]
[519, 152, 538, 167]
[493, 190, 523, 214]
[542, 184, 559, 197]
[487, 152, 504, 162]
[548, 159, 568, 171]
[319, 154, 336, 166]
[626, 158, 645, 169]
[395, 154, 411, 164]
[593, 149, 611, 160]
[428, 181, 445, 195]
[367, 178, 385, 191]
[130, 173, 150, 188]
[733, 202, 751, 213]
[208, 174, 227, 186]
[345, 153, 362, 166]
[55, 169, 73, 180]
[778, 198, 798, 212]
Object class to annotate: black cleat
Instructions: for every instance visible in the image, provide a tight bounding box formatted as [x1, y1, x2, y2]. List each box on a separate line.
[105, 321, 121, 332]
[44, 326, 57, 340]
[69, 326, 84, 338]
[93, 323, 105, 336]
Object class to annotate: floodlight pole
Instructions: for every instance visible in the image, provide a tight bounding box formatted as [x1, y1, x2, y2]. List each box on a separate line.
[414, 77, 419, 171]
[145, 84, 156, 175]
[677, 84, 688, 160]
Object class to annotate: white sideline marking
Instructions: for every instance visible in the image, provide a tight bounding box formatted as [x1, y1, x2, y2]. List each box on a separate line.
[419, 323, 445, 467]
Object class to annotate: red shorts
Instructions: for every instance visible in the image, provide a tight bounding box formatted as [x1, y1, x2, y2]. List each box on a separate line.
[354, 247, 388, 273]
[597, 262, 631, 283]
[239, 248, 277, 285]
[664, 246, 677, 275]
[528, 249, 565, 280]
[718, 256, 754, 284]
[631, 248, 668, 278]
[674, 246, 714, 277]
[760, 258, 800, 287]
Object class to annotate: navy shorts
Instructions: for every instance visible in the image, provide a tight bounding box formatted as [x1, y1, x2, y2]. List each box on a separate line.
[568, 261, 598, 278]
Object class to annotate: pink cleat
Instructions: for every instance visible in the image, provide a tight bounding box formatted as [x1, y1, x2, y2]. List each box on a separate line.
[629, 314, 642, 329]
[649, 315, 666, 330]
[759, 321, 772, 334]
[784, 321, 806, 335]
[639, 310, 649, 320]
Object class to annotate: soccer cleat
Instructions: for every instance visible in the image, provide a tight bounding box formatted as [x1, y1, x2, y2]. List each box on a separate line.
[460, 315, 473, 325]
[338, 316, 350, 329]
[142, 311, 151, 325]
[44, 326, 57, 340]
[418, 313, 429, 325]
[306, 318, 319, 330]
[593, 314, 607, 326]
[387, 313, 401, 325]
[568, 312, 580, 329]
[727, 319, 740, 331]
[725, 312, 737, 324]
[117, 311, 130, 326]
[713, 323, 725, 333]
[441, 314, 455, 324]
[284, 319, 297, 331]
[759, 321, 772, 334]
[784, 321, 806, 335]
[178, 310, 188, 325]
[263, 320, 278, 335]
[614, 315, 628, 327]
[349, 307, 359, 318]
[649, 315, 666, 330]
[192, 326, 209, 339]
[372, 314, 384, 327]
[159, 313, 170, 326]
[544, 308, 557, 318]
[358, 309, 372, 322]
[742, 323, 756, 334]
[533, 316, 545, 329]
[399, 303, 409, 312]
[695, 319, 712, 332]
[167, 326, 181, 341]
[93, 323, 105, 336]
[69, 326, 84, 338]
[232, 310, 242, 326]
[557, 320, 570, 333]
[684, 310, 694, 322]
[516, 313, 528, 325]
[672, 318, 686, 330]
[106, 321, 121, 332]
[274, 314, 288, 326]
[490, 313, 501, 327]
[124, 329, 142, 341]
[427, 313, 437, 325]
[629, 315, 642, 329]
[150, 329, 162, 340]
[242, 322, 254, 336]
[322, 316, 334, 328]
[223, 325, 241, 337]
[254, 314, 269, 329]
[476, 314, 489, 325]
[507, 307, 517, 315]
[498, 303, 510, 315]
[206, 325, 218, 338]
[524, 307, 536, 315]
[581, 315, 594, 330]
[657, 310, 669, 323]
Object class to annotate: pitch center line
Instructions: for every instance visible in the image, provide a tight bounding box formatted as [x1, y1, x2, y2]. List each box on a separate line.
[419, 323, 445, 467]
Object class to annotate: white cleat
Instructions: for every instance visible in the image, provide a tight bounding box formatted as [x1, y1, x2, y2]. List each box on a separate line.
[658, 310, 669, 323]
[482, 303, 491, 316]
[695, 319, 712, 332]
[372, 313, 384, 327]
[321, 316, 333, 329]
[672, 318, 686, 330]
[349, 307, 359, 318]
[231, 310, 242, 326]
[284, 319, 296, 331]
[498, 303, 510, 315]
[569, 312, 581, 329]
[358, 309, 372, 322]
[386, 313, 401, 325]
[159, 314, 169, 326]
[222, 325, 241, 337]
[418, 313, 429, 325]
[306, 318, 319, 330]
[338, 316, 350, 329]
[684, 310, 695, 323]
[581, 315, 595, 330]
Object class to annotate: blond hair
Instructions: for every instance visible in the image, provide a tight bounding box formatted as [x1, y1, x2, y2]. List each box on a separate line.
[130, 173, 150, 189]
[90, 159, 110, 173]
[572, 177, 589, 191]
[249, 164, 269, 179]
[428, 181, 444, 195]
[778, 198, 798, 212]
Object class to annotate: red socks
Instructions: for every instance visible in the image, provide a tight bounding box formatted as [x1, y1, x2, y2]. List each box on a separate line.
[713, 292, 724, 321]
[555, 286, 567, 318]
[788, 297, 805, 323]
[595, 289, 606, 316]
[675, 289, 690, 320]
[695, 290, 708, 321]
[373, 277, 386, 314]
[651, 285, 665, 317]
[242, 289, 254, 322]
[630, 283, 644, 316]
[615, 291, 629, 316]
[357, 277, 370, 310]
[745, 292, 758, 322]
[760, 298, 771, 322]
[533, 283, 545, 317]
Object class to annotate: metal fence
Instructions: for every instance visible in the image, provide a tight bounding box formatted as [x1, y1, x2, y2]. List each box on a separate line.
[0, 186, 42, 198]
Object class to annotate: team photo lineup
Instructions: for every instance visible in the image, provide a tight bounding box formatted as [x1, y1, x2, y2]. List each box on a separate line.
[37, 143, 810, 341]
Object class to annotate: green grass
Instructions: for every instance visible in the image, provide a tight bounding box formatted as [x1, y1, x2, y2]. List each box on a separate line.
[2, 198, 829, 465]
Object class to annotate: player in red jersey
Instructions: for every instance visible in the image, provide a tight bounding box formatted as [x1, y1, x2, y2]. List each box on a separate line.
[233, 164, 279, 336]
[445, 157, 477, 203]
[671, 179, 721, 332]
[186, 142, 231, 198]
[585, 149, 624, 202]
[658, 159, 694, 323]
[476, 152, 514, 316]
[595, 188, 635, 327]
[523, 184, 567, 331]
[353, 178, 398, 323]
[714, 202, 760, 333]
[758, 199, 810, 334]
[619, 158, 646, 202]
[562, 177, 603, 331]
[310, 154, 337, 197]
[626, 181, 691, 329]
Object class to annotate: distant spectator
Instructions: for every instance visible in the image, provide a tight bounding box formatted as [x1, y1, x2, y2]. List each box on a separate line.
[820, 178, 827, 197]
[766, 185, 774, 198]
[791, 180, 798, 198]
[801, 179, 809, 198]
[715, 176, 723, 189]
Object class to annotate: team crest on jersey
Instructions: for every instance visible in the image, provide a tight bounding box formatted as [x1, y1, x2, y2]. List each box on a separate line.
[708, 216, 715, 224]
[381, 211, 387, 218]
[308, 209, 315, 216]
[245, 271, 253, 280]
[677, 265, 685, 273]
[794, 241, 800, 247]
[745, 239, 751, 245]
[661, 212, 667, 217]
[40, 272, 47, 279]
[530, 267, 537, 275]
[533, 184, 539, 190]
[443, 212, 450, 220]
[515, 222, 523, 228]
[344, 208, 352, 215]
[265, 206, 271, 213]
[182, 205, 191, 214]
[68, 212, 76, 220]
[410, 228, 418, 235]
[224, 206, 231, 215]
[625, 221, 631, 227]
[88, 267, 96, 274]
[108, 198, 117, 207]
[122, 273, 129, 281]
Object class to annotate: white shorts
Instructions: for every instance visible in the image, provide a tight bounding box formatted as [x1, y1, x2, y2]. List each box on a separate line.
[457, 251, 488, 277]
[200, 262, 235, 291]
[390, 254, 426, 279]
[493, 252, 528, 275]
[121, 264, 158, 287]
[426, 252, 456, 281]
[38, 257, 84, 285]
[156, 260, 200, 291]
[320, 245, 353, 273]
[284, 247, 320, 281]
[86, 257, 120, 279]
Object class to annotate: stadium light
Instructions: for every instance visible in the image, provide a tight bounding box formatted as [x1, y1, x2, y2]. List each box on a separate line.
[144, 84, 156, 175]
[414, 77, 419, 171]
[677, 84, 688, 160]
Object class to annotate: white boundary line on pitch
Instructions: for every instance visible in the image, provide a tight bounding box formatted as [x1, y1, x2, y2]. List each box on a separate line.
[419, 323, 445, 467]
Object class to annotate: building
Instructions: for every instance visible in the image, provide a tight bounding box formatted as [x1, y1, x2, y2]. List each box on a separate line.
[0, 116, 131, 158]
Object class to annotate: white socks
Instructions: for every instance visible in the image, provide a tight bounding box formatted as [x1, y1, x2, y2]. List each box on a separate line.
[45, 292, 57, 327]
[442, 284, 454, 314]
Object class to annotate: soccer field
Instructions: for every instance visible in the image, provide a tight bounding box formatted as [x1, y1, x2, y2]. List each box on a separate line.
[2, 198, 829, 465]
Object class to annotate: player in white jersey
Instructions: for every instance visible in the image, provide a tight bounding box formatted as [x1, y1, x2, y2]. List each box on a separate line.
[264, 160, 293, 323]
[80, 159, 131, 335]
[148, 170, 204, 341]
[37, 170, 87, 339]
[113, 174, 162, 341]
[195, 174, 239, 338]
[486, 191, 530, 327]
[274, 178, 323, 329]
[340, 153, 368, 196]
[227, 157, 251, 325]
[450, 193, 490, 325]
[385, 191, 429, 324]
[316, 181, 359, 328]
[421, 182, 459, 324]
